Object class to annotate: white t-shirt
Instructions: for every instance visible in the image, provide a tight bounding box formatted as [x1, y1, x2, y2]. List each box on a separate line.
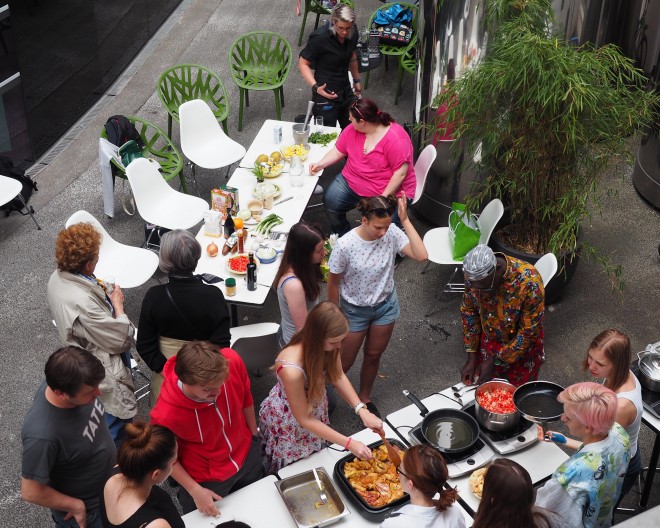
[380, 503, 467, 528]
[328, 224, 409, 306]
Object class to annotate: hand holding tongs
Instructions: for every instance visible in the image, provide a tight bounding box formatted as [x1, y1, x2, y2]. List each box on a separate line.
[312, 467, 327, 504]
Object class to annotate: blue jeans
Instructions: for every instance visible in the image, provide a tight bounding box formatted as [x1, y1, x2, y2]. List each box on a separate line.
[104, 412, 132, 449]
[52, 508, 102, 528]
[324, 173, 410, 236]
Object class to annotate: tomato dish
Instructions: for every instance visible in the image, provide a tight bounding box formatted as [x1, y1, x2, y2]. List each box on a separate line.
[476, 388, 516, 414]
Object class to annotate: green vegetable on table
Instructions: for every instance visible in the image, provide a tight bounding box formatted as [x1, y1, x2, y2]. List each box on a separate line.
[255, 214, 283, 235]
[308, 131, 338, 146]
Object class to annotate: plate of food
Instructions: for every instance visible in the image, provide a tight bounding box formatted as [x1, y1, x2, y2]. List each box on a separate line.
[469, 466, 488, 498]
[281, 143, 311, 162]
[252, 183, 282, 199]
[226, 253, 260, 275]
[252, 153, 285, 178]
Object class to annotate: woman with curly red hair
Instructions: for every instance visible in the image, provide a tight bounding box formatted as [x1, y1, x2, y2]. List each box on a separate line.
[48, 222, 137, 446]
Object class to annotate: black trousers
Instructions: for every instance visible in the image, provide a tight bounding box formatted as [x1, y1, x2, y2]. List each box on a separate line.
[312, 85, 356, 129]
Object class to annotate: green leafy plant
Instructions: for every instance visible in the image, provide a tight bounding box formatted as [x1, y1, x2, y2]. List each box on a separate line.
[433, 0, 659, 285]
[251, 162, 265, 183]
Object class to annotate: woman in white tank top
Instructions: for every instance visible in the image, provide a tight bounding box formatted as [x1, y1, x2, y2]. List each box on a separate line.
[544, 330, 642, 506]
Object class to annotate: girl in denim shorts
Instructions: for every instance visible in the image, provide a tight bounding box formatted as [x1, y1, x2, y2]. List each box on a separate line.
[327, 194, 427, 416]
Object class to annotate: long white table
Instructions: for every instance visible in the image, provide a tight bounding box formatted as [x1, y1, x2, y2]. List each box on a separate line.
[240, 119, 340, 173]
[194, 120, 339, 320]
[277, 425, 473, 527]
[182, 475, 295, 528]
[385, 385, 570, 515]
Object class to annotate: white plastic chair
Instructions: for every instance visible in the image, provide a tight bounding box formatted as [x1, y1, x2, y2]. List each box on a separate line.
[65, 210, 159, 288]
[0, 175, 41, 229]
[229, 322, 280, 375]
[422, 198, 504, 293]
[179, 99, 246, 192]
[126, 158, 209, 247]
[534, 252, 558, 287]
[412, 145, 438, 205]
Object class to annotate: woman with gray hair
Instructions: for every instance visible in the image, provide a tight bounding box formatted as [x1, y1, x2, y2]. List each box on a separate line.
[298, 3, 360, 128]
[136, 229, 230, 406]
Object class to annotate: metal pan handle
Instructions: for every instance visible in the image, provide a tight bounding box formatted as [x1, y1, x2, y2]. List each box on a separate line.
[403, 389, 429, 417]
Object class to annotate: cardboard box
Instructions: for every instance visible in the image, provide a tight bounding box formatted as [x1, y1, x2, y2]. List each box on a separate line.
[211, 185, 239, 222]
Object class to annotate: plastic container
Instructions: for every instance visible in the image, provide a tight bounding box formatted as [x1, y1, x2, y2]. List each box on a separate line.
[225, 278, 236, 296]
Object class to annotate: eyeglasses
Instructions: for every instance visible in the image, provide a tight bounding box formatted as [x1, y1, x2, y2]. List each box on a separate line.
[396, 467, 410, 480]
[368, 207, 394, 218]
[466, 268, 497, 291]
[351, 100, 366, 121]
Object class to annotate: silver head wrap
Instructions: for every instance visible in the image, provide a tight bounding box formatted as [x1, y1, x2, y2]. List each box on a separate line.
[463, 244, 496, 281]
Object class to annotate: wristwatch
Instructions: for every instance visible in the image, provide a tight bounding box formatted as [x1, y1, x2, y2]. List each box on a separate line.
[353, 402, 367, 415]
[353, 79, 361, 84]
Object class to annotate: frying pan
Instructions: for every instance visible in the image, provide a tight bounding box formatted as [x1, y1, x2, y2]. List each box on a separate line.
[513, 381, 564, 435]
[403, 390, 480, 454]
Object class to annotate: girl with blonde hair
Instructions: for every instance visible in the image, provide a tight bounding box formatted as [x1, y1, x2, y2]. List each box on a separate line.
[259, 302, 382, 473]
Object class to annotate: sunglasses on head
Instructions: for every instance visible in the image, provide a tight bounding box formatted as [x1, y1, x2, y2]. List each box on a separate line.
[351, 101, 366, 121]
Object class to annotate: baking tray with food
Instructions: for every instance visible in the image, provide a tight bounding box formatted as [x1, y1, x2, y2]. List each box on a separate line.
[274, 467, 349, 528]
[333, 439, 410, 521]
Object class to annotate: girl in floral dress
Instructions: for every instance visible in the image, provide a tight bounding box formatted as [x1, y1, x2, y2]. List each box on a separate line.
[259, 302, 382, 474]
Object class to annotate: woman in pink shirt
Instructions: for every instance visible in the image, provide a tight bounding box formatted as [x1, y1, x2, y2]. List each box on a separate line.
[310, 98, 416, 235]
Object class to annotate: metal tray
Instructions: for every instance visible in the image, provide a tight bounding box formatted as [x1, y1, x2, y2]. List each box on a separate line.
[275, 467, 350, 528]
[333, 439, 410, 522]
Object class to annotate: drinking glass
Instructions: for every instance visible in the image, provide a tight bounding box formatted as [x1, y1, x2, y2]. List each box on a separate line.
[103, 276, 115, 295]
[314, 116, 324, 134]
[289, 155, 304, 189]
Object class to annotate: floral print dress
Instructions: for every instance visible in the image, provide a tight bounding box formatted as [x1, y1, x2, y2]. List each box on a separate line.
[259, 359, 329, 474]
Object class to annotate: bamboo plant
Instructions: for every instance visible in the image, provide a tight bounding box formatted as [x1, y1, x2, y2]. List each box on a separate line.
[434, 0, 658, 269]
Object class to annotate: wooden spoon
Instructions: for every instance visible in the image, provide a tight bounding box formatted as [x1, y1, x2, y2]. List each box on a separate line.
[379, 430, 402, 467]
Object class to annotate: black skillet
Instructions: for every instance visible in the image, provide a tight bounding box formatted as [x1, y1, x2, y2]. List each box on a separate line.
[513, 381, 564, 435]
[403, 389, 480, 454]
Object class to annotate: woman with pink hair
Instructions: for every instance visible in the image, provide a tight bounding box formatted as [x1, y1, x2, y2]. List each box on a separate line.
[535, 382, 630, 528]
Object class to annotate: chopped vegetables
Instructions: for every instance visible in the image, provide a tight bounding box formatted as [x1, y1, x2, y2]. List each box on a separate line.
[228, 255, 249, 273]
[309, 131, 338, 146]
[476, 388, 516, 414]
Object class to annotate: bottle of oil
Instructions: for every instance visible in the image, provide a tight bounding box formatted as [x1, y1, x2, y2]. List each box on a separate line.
[247, 252, 257, 291]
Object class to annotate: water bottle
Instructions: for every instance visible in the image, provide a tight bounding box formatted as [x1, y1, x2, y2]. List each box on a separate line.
[247, 252, 257, 291]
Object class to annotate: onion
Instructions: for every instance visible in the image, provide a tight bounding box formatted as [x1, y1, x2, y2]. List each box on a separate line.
[207, 242, 218, 257]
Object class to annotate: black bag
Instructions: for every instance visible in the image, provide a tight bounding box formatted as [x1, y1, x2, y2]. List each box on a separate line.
[105, 115, 145, 149]
[0, 156, 38, 217]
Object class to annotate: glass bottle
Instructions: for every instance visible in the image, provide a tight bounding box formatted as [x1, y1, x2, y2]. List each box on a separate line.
[223, 214, 235, 239]
[247, 252, 257, 291]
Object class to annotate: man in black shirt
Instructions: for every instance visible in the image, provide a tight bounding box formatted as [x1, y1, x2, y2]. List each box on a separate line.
[299, 4, 360, 128]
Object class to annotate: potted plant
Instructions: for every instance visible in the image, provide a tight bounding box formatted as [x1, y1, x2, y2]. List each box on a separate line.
[433, 0, 659, 297]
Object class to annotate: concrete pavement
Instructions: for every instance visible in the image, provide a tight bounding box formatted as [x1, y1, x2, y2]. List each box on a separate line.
[0, 0, 658, 525]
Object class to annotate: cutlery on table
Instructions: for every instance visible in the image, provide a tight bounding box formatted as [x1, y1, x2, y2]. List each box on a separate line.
[273, 196, 293, 206]
[312, 467, 327, 504]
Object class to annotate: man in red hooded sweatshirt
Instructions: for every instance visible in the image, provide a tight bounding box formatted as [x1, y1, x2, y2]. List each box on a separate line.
[150, 340, 264, 515]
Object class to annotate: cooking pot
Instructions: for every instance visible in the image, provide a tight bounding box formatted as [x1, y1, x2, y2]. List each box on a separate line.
[638, 349, 660, 392]
[513, 381, 564, 435]
[403, 390, 480, 454]
[474, 379, 520, 432]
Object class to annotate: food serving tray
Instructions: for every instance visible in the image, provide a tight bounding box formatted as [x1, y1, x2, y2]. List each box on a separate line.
[274, 467, 349, 528]
[333, 439, 410, 521]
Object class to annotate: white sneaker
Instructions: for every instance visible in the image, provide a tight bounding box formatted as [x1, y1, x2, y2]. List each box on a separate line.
[313, 184, 323, 195]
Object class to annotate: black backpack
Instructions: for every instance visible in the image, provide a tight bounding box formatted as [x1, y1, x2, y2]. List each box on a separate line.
[0, 156, 38, 217]
[104, 115, 145, 149]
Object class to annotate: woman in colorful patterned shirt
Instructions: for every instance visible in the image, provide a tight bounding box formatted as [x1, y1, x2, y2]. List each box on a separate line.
[459, 244, 544, 386]
[535, 382, 630, 528]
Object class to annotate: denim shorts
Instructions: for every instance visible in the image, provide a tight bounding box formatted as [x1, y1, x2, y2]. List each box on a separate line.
[340, 290, 400, 332]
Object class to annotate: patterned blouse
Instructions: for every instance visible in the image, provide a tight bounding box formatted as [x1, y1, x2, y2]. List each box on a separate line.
[460, 255, 544, 385]
[536, 423, 630, 528]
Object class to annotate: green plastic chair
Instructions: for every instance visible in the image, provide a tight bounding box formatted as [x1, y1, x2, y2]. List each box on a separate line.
[365, 2, 418, 90]
[395, 37, 417, 105]
[100, 116, 186, 193]
[157, 64, 230, 137]
[228, 31, 292, 132]
[298, 0, 355, 46]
